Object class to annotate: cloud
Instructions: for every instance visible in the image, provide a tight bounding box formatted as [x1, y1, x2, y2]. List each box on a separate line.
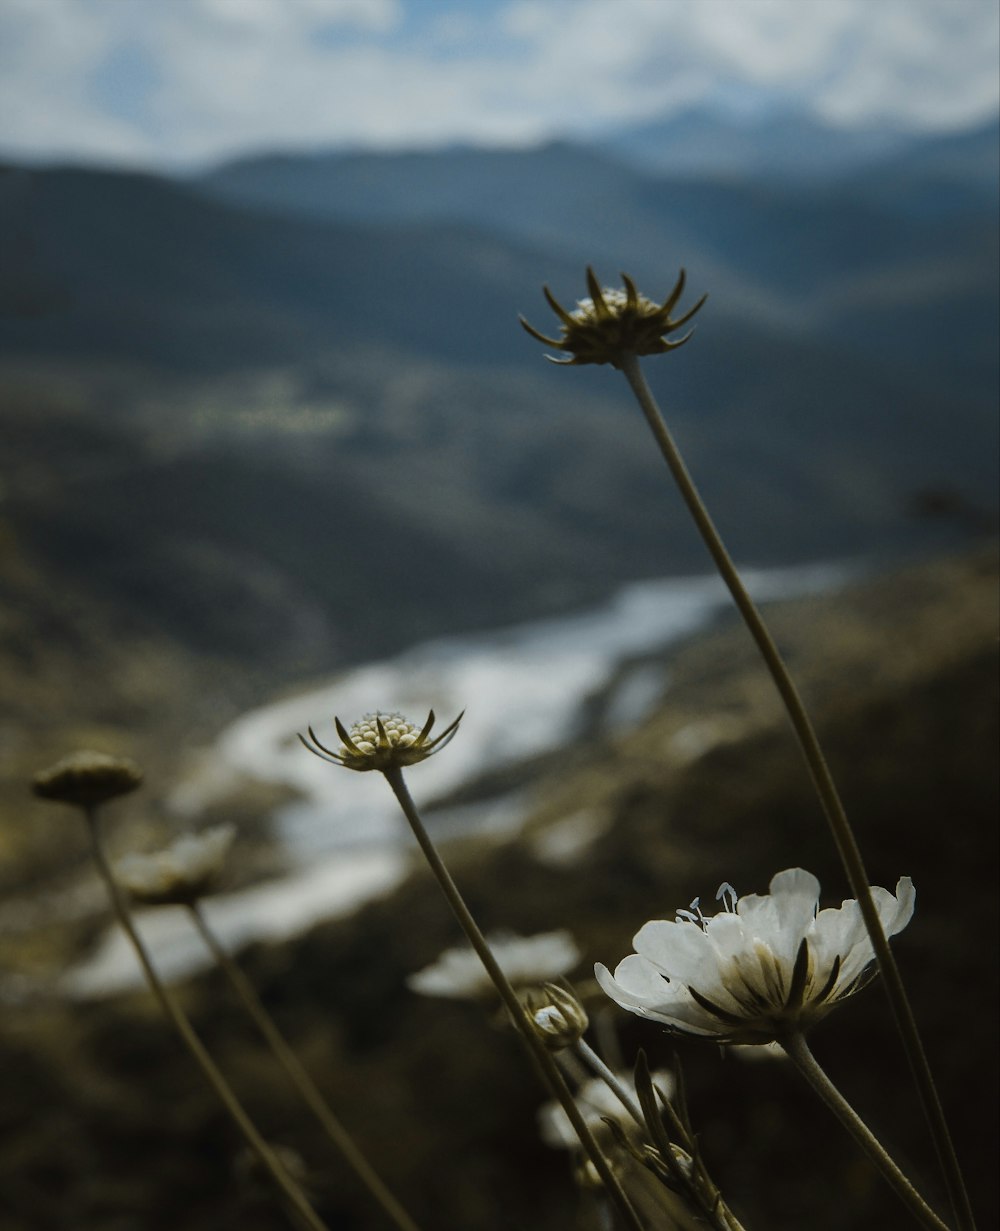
[0, 0, 996, 167]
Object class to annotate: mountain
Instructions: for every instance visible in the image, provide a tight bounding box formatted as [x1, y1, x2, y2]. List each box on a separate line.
[0, 163, 555, 369]
[195, 133, 999, 381]
[597, 103, 921, 178]
[0, 135, 996, 726]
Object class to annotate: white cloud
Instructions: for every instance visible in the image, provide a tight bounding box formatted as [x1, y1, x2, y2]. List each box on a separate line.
[0, 0, 995, 167]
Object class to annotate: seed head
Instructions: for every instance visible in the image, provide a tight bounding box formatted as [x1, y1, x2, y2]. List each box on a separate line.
[32, 750, 143, 808]
[298, 709, 463, 773]
[520, 267, 706, 368]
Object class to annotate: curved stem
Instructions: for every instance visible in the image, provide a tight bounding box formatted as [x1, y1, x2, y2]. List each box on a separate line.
[382, 767, 646, 1231]
[619, 352, 971, 1231]
[83, 808, 330, 1231]
[780, 1033, 950, 1231]
[187, 902, 424, 1231]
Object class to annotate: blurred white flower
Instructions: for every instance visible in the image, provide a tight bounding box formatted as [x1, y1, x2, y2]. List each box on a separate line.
[407, 930, 580, 1000]
[116, 825, 236, 906]
[539, 1068, 675, 1150]
[596, 868, 914, 1044]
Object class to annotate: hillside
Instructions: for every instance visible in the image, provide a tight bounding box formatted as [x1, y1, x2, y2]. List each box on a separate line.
[1, 143, 996, 689]
[0, 125, 996, 897]
[3, 546, 996, 1231]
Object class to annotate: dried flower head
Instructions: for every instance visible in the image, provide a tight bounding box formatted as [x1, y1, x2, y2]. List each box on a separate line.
[32, 750, 143, 808]
[408, 930, 581, 1001]
[596, 868, 914, 1044]
[524, 983, 590, 1050]
[520, 267, 706, 367]
[115, 825, 236, 906]
[298, 709, 462, 773]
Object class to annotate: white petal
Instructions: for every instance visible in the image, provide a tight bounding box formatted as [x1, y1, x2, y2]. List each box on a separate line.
[703, 913, 777, 1010]
[749, 869, 820, 964]
[603, 954, 668, 999]
[817, 877, 916, 987]
[633, 918, 715, 983]
[883, 877, 916, 937]
[810, 899, 865, 984]
[594, 958, 720, 1035]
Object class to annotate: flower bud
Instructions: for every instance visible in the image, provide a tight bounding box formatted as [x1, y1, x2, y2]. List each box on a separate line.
[299, 709, 462, 772]
[520, 267, 706, 368]
[524, 983, 589, 1050]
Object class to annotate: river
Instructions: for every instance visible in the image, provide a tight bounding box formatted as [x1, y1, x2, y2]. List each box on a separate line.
[65, 559, 856, 996]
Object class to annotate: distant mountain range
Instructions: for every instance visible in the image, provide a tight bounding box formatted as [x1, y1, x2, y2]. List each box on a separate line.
[600, 104, 1000, 188]
[0, 113, 996, 693]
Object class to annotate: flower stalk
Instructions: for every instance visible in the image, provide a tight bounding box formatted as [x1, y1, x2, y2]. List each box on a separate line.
[380, 765, 646, 1231]
[616, 349, 971, 1231]
[779, 1032, 950, 1231]
[187, 901, 424, 1231]
[83, 807, 331, 1231]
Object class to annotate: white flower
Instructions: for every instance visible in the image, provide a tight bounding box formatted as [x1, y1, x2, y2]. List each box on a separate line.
[116, 825, 236, 906]
[407, 930, 581, 1000]
[538, 1069, 675, 1150]
[595, 868, 915, 1044]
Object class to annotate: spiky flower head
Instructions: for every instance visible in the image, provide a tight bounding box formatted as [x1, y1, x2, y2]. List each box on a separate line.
[298, 709, 462, 773]
[115, 825, 235, 906]
[32, 750, 143, 808]
[520, 267, 706, 368]
[596, 868, 915, 1045]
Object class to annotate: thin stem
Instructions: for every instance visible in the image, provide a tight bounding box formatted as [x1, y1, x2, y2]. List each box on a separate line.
[83, 808, 330, 1231]
[780, 1033, 950, 1231]
[381, 766, 647, 1231]
[619, 351, 971, 1231]
[187, 902, 424, 1231]
[574, 1038, 645, 1130]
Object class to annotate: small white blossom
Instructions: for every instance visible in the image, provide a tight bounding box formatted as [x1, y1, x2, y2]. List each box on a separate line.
[596, 868, 915, 1044]
[407, 930, 581, 1000]
[116, 825, 236, 906]
[538, 1068, 675, 1150]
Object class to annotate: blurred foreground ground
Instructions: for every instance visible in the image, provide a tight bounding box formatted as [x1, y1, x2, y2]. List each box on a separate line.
[1, 545, 997, 1230]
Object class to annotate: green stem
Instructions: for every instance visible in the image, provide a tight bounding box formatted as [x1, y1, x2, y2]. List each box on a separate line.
[382, 767, 647, 1231]
[619, 351, 971, 1231]
[187, 902, 424, 1231]
[780, 1033, 950, 1231]
[83, 808, 330, 1231]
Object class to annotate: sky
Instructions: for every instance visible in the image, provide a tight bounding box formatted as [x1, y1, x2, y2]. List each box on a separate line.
[0, 0, 997, 169]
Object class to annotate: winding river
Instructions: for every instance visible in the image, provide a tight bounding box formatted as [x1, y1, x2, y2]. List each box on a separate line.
[66, 560, 855, 996]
